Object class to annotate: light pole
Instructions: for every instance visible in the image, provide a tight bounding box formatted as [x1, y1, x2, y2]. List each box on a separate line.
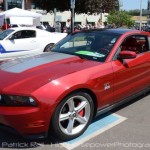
[22, 0, 25, 9]
[4, 0, 8, 10]
[70, 0, 75, 33]
[140, 0, 142, 30]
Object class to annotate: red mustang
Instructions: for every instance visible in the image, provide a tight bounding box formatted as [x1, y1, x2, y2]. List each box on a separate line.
[0, 29, 150, 141]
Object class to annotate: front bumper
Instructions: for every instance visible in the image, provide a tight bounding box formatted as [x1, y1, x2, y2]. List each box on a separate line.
[0, 106, 50, 139]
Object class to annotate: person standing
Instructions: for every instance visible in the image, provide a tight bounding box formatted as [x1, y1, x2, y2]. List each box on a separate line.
[45, 23, 51, 32]
[65, 19, 71, 34]
[96, 19, 104, 28]
[1, 20, 11, 30]
[55, 21, 61, 33]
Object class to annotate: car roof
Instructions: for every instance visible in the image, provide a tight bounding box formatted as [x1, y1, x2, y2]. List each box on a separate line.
[7, 27, 52, 36]
[74, 28, 147, 35]
[9, 27, 39, 31]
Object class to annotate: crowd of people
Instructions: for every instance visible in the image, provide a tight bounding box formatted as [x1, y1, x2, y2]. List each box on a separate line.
[35, 19, 117, 34]
[1, 18, 149, 34]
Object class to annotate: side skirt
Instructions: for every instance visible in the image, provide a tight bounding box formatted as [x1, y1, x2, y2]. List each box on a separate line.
[96, 87, 150, 117]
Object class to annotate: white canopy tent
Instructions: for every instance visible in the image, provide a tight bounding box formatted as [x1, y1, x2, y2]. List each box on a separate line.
[0, 8, 42, 26]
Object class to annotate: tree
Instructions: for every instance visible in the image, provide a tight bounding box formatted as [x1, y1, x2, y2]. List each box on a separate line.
[107, 11, 135, 28]
[33, 0, 120, 14]
[82, 0, 119, 14]
[128, 9, 140, 16]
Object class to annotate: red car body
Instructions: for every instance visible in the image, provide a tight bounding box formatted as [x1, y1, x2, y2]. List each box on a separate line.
[0, 29, 150, 139]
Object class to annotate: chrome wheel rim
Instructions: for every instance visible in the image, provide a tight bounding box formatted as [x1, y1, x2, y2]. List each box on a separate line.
[59, 95, 91, 135]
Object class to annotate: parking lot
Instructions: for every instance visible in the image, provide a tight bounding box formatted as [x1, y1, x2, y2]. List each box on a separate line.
[0, 92, 150, 150]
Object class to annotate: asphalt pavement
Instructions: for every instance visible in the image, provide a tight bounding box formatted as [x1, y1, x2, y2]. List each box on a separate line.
[0, 91, 150, 150]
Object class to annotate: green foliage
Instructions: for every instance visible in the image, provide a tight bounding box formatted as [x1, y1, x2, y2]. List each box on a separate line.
[33, 0, 119, 14]
[127, 9, 140, 16]
[107, 11, 135, 28]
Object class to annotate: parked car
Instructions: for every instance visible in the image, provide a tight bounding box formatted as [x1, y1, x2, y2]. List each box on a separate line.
[143, 26, 150, 32]
[0, 29, 150, 141]
[11, 24, 22, 28]
[0, 27, 67, 61]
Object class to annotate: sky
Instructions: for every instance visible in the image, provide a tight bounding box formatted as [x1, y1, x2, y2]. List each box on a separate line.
[121, 0, 148, 10]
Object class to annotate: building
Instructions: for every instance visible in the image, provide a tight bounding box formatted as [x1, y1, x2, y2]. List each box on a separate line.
[31, 9, 108, 27]
[25, 0, 109, 26]
[0, 0, 110, 26]
[1, 0, 22, 10]
[132, 16, 148, 26]
[0, 0, 32, 10]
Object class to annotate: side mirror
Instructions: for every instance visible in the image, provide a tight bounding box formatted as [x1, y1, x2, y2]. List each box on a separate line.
[118, 51, 137, 59]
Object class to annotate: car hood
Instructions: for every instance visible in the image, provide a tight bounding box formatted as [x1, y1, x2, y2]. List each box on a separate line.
[0, 52, 102, 94]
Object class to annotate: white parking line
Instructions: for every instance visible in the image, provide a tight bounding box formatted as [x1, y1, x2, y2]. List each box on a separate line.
[60, 113, 127, 150]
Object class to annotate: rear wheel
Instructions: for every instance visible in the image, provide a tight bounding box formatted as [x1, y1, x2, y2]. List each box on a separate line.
[51, 91, 94, 141]
[44, 43, 54, 52]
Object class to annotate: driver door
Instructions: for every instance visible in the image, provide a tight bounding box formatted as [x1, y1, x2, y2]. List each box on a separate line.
[112, 34, 150, 103]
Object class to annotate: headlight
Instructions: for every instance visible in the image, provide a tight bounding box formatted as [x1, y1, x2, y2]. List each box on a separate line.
[0, 95, 37, 106]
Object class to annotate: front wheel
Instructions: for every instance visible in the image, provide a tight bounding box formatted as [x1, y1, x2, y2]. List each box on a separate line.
[51, 91, 94, 141]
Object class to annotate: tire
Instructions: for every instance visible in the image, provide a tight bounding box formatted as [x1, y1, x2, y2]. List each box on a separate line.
[51, 91, 94, 141]
[44, 43, 54, 52]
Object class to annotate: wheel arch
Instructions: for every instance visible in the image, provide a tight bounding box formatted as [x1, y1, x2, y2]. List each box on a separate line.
[44, 43, 55, 52]
[48, 88, 98, 140]
[51, 87, 98, 122]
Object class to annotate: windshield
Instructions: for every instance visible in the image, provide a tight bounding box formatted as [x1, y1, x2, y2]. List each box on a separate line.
[0, 29, 14, 40]
[51, 31, 120, 62]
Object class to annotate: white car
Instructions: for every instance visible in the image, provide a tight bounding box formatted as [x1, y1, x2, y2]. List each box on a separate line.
[0, 27, 67, 60]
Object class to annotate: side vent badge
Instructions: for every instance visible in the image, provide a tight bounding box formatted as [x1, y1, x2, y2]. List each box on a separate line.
[104, 83, 110, 90]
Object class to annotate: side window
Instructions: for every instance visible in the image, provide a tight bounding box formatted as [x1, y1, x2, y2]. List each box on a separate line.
[120, 35, 149, 54]
[137, 36, 149, 52]
[21, 30, 36, 38]
[13, 31, 22, 39]
[12, 30, 36, 39]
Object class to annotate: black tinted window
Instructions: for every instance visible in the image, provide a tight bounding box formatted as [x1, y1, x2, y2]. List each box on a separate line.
[13, 30, 36, 39]
[120, 35, 149, 53]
